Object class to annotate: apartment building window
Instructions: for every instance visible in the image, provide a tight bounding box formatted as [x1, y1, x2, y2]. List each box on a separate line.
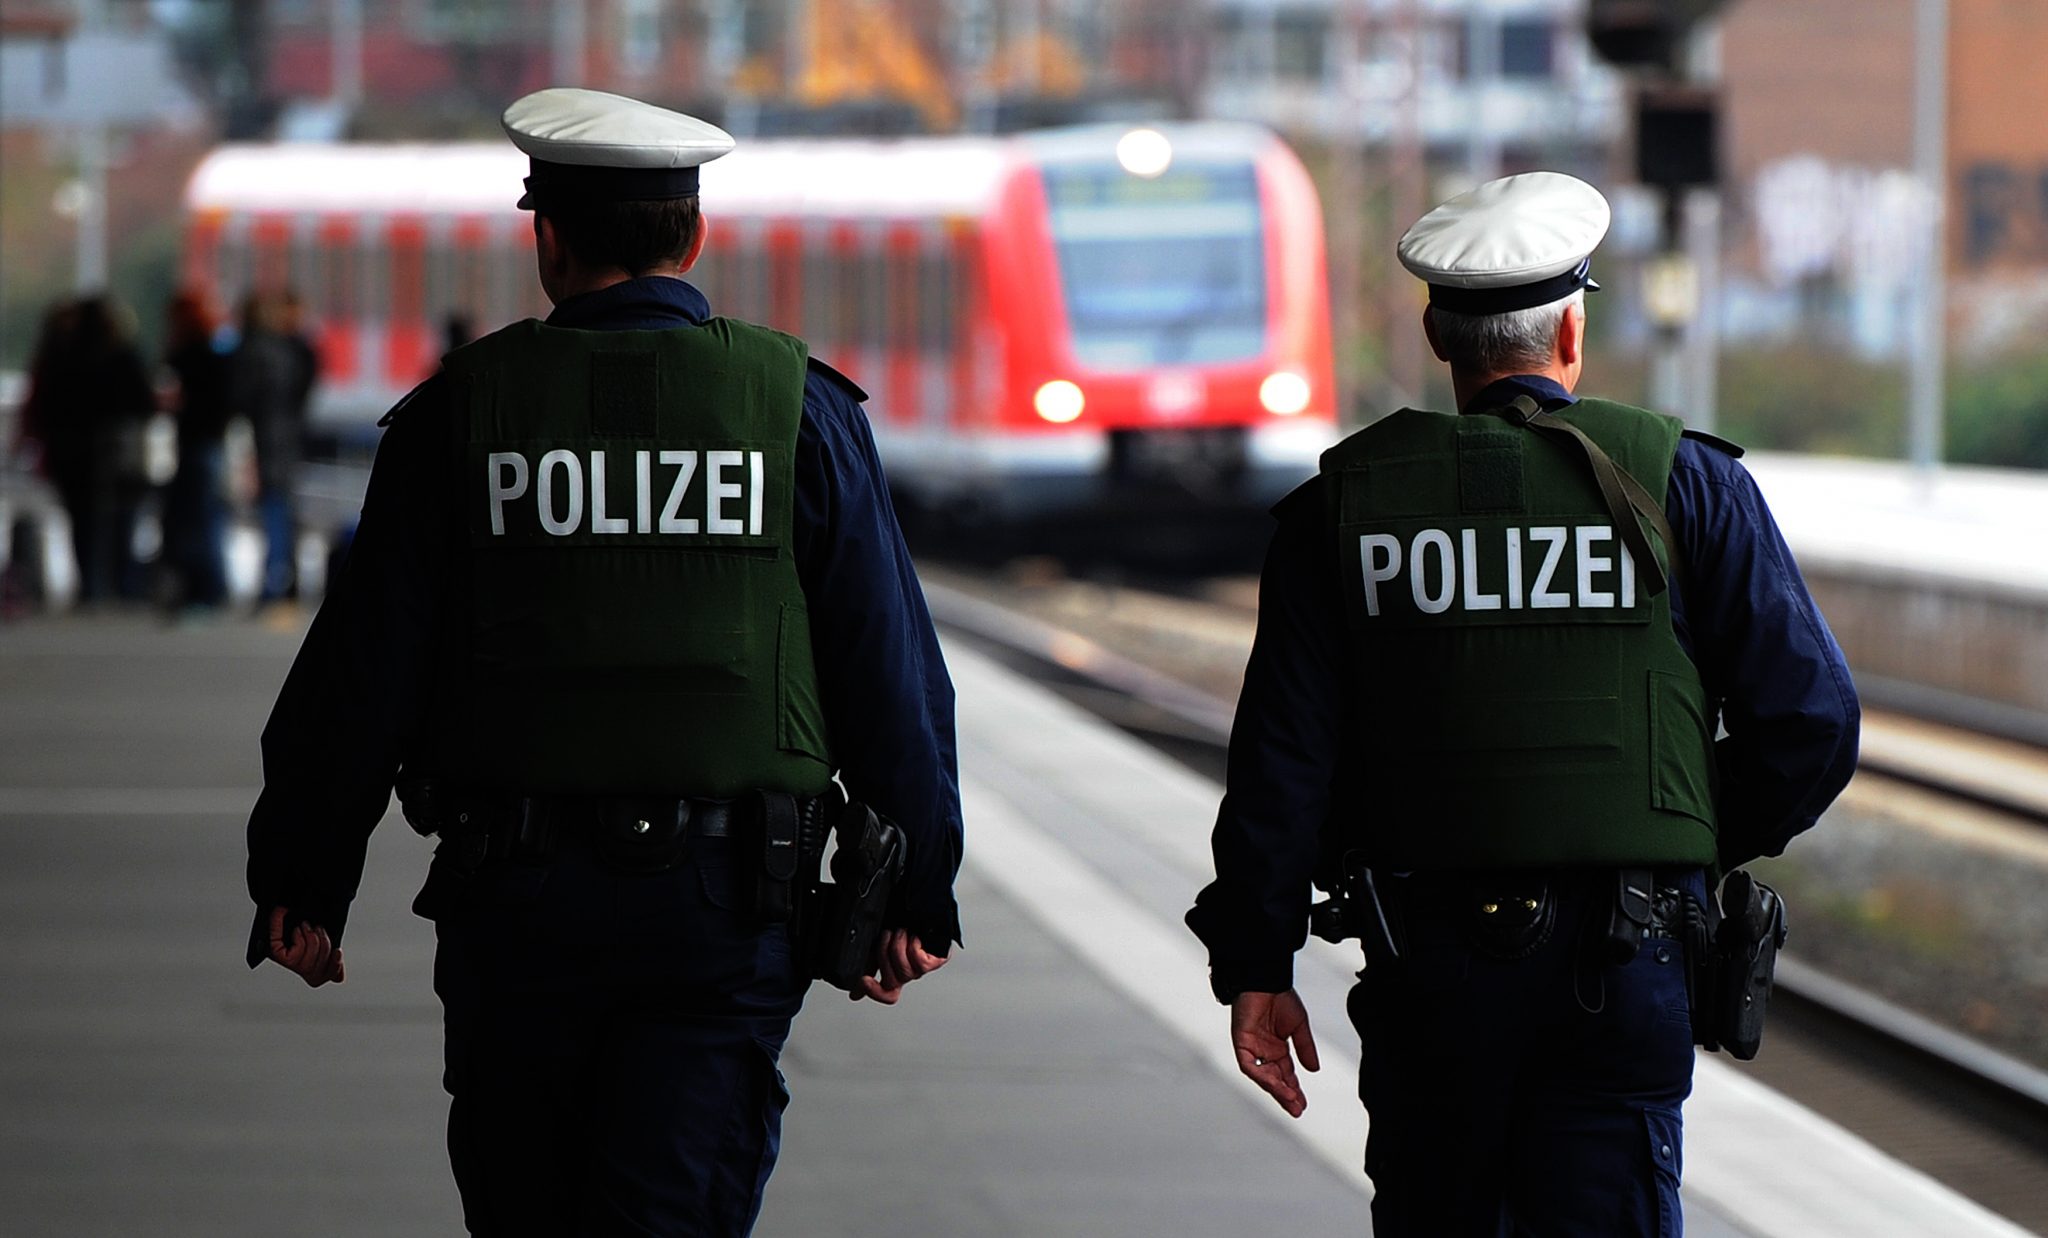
[1500, 18, 1556, 79]
[619, 0, 662, 77]
[1274, 11, 1331, 82]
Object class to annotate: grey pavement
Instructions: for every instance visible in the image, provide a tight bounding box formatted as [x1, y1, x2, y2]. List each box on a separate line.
[1, 613, 1369, 1237]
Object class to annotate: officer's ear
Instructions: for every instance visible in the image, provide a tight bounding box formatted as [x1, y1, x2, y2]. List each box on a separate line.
[1556, 301, 1586, 369]
[680, 214, 709, 274]
[1422, 306, 1449, 363]
[534, 214, 572, 286]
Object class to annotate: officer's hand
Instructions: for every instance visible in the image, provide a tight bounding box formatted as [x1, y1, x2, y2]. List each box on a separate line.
[851, 929, 947, 1005]
[1231, 989, 1319, 1118]
[267, 906, 346, 987]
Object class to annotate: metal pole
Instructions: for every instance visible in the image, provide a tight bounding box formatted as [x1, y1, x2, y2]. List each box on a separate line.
[1464, 0, 1499, 184]
[553, 0, 588, 86]
[1387, 0, 1427, 408]
[1909, 0, 1948, 472]
[332, 0, 363, 106]
[1330, 0, 1368, 424]
[74, 123, 108, 292]
[1683, 187, 1721, 432]
[72, 0, 108, 292]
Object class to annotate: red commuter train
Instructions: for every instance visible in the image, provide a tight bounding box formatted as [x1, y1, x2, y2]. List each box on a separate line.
[182, 122, 1338, 518]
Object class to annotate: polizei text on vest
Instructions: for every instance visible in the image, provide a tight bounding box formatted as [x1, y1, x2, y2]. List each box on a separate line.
[1357, 524, 1643, 617]
[486, 449, 767, 538]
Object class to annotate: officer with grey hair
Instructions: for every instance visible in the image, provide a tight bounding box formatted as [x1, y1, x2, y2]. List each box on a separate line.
[1189, 171, 1858, 1234]
[246, 89, 963, 1236]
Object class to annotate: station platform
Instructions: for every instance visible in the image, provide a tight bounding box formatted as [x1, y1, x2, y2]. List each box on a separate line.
[1744, 452, 2048, 601]
[1, 615, 2035, 1236]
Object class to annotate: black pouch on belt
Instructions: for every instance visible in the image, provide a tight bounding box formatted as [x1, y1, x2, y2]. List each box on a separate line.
[1458, 875, 1556, 960]
[755, 791, 800, 925]
[1604, 867, 1656, 965]
[802, 802, 906, 991]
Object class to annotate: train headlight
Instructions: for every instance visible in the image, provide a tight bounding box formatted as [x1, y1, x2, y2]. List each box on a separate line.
[1259, 371, 1312, 416]
[1033, 380, 1087, 424]
[1115, 129, 1173, 179]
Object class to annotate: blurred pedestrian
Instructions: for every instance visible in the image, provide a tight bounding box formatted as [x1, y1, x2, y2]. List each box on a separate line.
[160, 289, 234, 611]
[442, 310, 475, 358]
[18, 294, 157, 604]
[234, 290, 311, 604]
[245, 88, 964, 1237]
[1189, 172, 1861, 1236]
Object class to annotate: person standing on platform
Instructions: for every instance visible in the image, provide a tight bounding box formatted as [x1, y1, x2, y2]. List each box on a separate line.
[19, 295, 158, 605]
[1187, 172, 1860, 1236]
[236, 290, 312, 606]
[160, 290, 234, 611]
[243, 88, 962, 1237]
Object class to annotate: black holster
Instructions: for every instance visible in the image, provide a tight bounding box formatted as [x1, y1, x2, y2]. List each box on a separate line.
[797, 801, 906, 992]
[1310, 854, 1404, 970]
[1694, 871, 1789, 1060]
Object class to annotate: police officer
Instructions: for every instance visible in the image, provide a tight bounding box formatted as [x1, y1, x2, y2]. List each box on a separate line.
[1187, 172, 1859, 1235]
[245, 88, 963, 1236]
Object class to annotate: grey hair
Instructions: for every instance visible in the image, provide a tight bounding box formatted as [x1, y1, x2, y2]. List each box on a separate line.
[1429, 289, 1583, 376]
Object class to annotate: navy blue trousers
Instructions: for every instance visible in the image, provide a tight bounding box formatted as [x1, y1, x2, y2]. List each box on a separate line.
[428, 829, 806, 1237]
[1349, 877, 1696, 1238]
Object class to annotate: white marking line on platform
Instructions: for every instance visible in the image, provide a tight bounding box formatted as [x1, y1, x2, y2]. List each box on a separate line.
[948, 641, 2037, 1238]
[1686, 1056, 2036, 1237]
[960, 775, 1373, 1197]
[0, 787, 253, 815]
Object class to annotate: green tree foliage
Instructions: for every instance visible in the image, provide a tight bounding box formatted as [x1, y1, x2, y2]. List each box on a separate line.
[1714, 347, 1907, 458]
[1949, 352, 2048, 471]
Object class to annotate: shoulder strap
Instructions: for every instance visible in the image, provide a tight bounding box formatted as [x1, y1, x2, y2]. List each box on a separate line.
[1487, 395, 1682, 598]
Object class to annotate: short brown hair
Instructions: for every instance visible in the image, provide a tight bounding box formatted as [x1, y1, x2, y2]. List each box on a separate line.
[539, 196, 703, 275]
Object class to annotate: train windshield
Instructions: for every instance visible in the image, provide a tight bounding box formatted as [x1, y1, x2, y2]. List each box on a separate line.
[1043, 163, 1267, 368]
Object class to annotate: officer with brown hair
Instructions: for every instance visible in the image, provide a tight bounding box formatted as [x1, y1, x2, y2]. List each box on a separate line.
[246, 89, 962, 1236]
[1188, 172, 1858, 1235]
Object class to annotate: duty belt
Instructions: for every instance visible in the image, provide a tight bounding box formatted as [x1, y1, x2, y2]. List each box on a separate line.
[402, 780, 835, 902]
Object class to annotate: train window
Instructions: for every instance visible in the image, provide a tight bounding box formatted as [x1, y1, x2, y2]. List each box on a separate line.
[739, 227, 769, 322]
[836, 234, 868, 355]
[717, 229, 753, 321]
[424, 229, 453, 333]
[215, 225, 251, 309]
[1042, 163, 1268, 367]
[449, 222, 491, 337]
[252, 219, 291, 290]
[951, 228, 977, 354]
[856, 239, 888, 352]
[803, 236, 837, 346]
[319, 224, 358, 323]
[290, 222, 321, 312]
[874, 243, 902, 354]
[362, 232, 389, 321]
[389, 222, 426, 326]
[920, 244, 956, 356]
[770, 225, 801, 332]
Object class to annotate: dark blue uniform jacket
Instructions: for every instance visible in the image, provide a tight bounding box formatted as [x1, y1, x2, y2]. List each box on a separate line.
[1188, 375, 1860, 996]
[246, 277, 964, 964]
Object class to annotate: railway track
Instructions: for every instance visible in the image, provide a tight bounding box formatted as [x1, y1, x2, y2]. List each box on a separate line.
[922, 570, 2048, 1232]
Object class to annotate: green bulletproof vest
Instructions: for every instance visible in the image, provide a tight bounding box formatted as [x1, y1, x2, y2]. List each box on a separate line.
[438, 317, 833, 798]
[1320, 397, 1718, 870]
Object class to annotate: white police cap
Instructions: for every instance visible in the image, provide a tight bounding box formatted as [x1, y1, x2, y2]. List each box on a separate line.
[1398, 172, 1610, 315]
[502, 87, 735, 211]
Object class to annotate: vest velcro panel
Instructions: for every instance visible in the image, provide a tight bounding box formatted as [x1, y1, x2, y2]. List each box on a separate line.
[1320, 398, 1717, 870]
[441, 317, 833, 798]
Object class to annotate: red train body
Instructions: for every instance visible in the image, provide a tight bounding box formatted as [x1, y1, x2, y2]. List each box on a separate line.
[183, 123, 1337, 517]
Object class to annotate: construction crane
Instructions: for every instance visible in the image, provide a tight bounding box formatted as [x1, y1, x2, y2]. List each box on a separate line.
[778, 0, 962, 132]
